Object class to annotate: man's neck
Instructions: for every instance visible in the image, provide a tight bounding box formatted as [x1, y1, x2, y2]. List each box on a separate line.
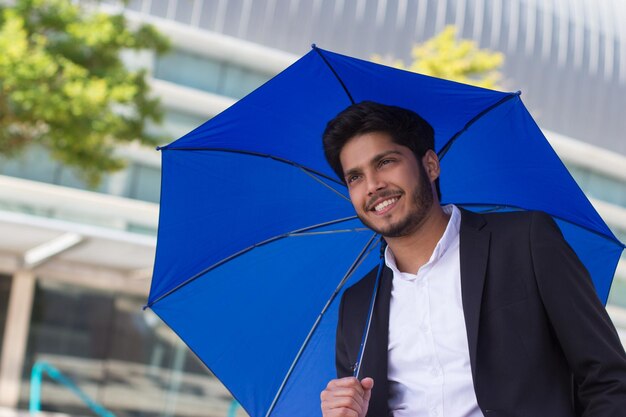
[385, 205, 451, 273]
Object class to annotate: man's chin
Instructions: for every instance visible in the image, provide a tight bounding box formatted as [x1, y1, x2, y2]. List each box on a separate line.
[378, 224, 414, 238]
[358, 214, 414, 238]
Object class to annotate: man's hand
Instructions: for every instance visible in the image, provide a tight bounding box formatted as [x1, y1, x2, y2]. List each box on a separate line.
[320, 377, 374, 417]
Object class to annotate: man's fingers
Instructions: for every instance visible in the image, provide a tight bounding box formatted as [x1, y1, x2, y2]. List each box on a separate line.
[328, 377, 364, 389]
[320, 394, 363, 414]
[321, 386, 365, 413]
[321, 377, 374, 417]
[322, 409, 359, 417]
[321, 387, 365, 400]
[360, 377, 374, 390]
[360, 377, 374, 405]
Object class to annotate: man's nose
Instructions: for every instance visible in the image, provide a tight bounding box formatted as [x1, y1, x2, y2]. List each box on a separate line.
[366, 174, 387, 196]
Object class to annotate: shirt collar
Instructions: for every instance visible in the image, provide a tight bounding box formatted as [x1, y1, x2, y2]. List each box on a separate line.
[384, 204, 461, 277]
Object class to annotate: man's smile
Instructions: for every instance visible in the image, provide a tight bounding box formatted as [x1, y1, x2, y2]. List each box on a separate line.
[374, 197, 399, 215]
[366, 194, 402, 215]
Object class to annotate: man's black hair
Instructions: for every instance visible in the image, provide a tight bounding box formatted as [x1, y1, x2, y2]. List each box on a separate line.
[322, 101, 441, 200]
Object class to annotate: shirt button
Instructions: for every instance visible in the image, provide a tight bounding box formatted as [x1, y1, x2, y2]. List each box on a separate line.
[420, 323, 430, 332]
[430, 367, 440, 376]
[430, 408, 439, 416]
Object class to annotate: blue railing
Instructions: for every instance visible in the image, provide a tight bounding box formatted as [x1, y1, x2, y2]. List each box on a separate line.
[31, 360, 243, 417]
[228, 400, 241, 417]
[29, 361, 116, 417]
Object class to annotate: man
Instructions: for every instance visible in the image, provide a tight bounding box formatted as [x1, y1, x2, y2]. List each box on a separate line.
[319, 101, 626, 417]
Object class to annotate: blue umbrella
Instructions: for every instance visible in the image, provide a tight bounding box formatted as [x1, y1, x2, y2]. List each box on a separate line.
[146, 46, 625, 417]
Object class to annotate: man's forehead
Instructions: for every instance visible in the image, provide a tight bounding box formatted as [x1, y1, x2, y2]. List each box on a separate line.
[340, 133, 409, 171]
[342, 132, 409, 153]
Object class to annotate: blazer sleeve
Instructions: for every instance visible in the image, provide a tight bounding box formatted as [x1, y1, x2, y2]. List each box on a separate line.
[530, 211, 626, 415]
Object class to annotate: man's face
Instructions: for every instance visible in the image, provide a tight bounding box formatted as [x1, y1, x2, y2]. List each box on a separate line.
[339, 131, 436, 238]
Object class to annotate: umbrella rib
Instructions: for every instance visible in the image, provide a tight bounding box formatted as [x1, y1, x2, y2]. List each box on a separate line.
[264, 233, 381, 417]
[457, 203, 625, 247]
[160, 147, 345, 187]
[312, 44, 356, 105]
[437, 91, 522, 160]
[146, 215, 361, 309]
[288, 228, 371, 236]
[298, 166, 351, 202]
[354, 253, 386, 379]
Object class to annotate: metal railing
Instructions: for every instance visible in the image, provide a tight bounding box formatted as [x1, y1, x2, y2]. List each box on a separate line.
[227, 400, 241, 417]
[29, 361, 115, 417]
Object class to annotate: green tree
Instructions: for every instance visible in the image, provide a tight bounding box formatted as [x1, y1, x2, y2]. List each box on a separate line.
[373, 25, 504, 89]
[0, 0, 169, 186]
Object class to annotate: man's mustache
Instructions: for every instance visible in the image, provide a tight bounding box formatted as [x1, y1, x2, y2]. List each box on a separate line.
[365, 189, 403, 211]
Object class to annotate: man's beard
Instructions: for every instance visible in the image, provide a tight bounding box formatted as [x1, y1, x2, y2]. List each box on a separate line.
[358, 165, 434, 238]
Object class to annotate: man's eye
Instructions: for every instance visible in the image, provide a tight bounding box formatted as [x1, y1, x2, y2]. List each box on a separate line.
[380, 159, 394, 167]
[347, 175, 360, 184]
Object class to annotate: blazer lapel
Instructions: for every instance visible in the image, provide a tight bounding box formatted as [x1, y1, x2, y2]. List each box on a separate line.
[360, 265, 393, 416]
[459, 209, 490, 380]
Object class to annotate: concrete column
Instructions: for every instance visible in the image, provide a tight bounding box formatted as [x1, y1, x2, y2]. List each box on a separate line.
[0, 269, 36, 407]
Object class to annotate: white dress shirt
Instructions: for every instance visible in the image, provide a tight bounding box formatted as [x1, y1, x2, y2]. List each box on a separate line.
[386, 205, 483, 417]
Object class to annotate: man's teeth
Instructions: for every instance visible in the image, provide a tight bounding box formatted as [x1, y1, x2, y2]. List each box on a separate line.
[374, 198, 398, 212]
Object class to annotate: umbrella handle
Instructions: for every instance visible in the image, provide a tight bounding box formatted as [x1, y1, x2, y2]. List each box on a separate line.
[353, 240, 386, 378]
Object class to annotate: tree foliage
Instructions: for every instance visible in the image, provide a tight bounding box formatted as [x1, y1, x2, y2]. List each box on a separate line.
[373, 25, 504, 89]
[0, 0, 169, 186]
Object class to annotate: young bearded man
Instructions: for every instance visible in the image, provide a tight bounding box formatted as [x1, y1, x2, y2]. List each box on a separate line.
[319, 101, 626, 417]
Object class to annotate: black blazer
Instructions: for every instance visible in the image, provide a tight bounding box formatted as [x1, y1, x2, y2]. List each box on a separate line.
[336, 209, 626, 417]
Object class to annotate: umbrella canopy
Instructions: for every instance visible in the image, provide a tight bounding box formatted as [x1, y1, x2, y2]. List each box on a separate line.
[147, 46, 625, 417]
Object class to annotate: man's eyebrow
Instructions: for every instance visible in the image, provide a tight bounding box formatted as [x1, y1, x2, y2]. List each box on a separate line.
[342, 150, 403, 178]
[371, 149, 403, 163]
[343, 166, 361, 179]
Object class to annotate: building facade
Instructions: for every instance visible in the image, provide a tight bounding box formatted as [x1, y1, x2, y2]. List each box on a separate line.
[0, 1, 625, 416]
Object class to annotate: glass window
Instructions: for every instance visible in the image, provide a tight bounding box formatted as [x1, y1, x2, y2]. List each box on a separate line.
[147, 110, 210, 141]
[566, 164, 626, 208]
[127, 163, 161, 203]
[609, 276, 626, 309]
[614, 229, 626, 249]
[0, 274, 12, 359]
[0, 145, 58, 183]
[125, 0, 143, 12]
[19, 280, 244, 417]
[586, 172, 626, 207]
[550, 13, 560, 63]
[55, 165, 110, 194]
[174, 0, 195, 25]
[154, 50, 224, 94]
[221, 64, 272, 99]
[153, 48, 272, 99]
[149, 0, 169, 18]
[566, 21, 576, 67]
[516, 0, 528, 53]
[0, 142, 163, 209]
[566, 164, 590, 188]
[0, 144, 110, 193]
[597, 33, 607, 77]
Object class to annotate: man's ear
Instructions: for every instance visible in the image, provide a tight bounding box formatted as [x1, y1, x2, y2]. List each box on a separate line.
[421, 150, 441, 182]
